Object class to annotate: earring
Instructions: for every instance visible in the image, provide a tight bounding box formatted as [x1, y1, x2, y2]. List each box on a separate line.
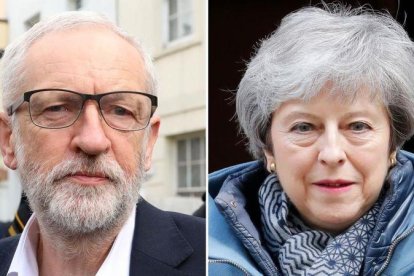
[270, 162, 276, 173]
[390, 152, 397, 167]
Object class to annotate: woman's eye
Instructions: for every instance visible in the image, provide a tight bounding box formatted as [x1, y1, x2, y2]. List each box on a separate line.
[291, 122, 314, 133]
[349, 121, 371, 132]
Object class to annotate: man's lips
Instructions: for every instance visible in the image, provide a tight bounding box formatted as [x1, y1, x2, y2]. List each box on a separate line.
[66, 172, 109, 185]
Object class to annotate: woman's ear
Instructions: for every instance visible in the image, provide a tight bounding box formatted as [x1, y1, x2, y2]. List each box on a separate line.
[0, 113, 17, 170]
[389, 151, 397, 168]
[263, 149, 275, 173]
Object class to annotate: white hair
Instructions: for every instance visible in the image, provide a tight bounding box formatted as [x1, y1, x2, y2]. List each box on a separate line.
[1, 11, 158, 112]
[236, 3, 414, 160]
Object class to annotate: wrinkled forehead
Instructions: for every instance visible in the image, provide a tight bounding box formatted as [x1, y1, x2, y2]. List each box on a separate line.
[275, 80, 386, 111]
[21, 26, 147, 92]
[276, 88, 388, 116]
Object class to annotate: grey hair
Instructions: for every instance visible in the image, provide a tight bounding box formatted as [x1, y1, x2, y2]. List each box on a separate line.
[236, 3, 414, 160]
[1, 11, 158, 112]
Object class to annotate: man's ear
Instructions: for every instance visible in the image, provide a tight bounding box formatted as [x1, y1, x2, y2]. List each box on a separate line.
[0, 113, 17, 170]
[144, 115, 160, 171]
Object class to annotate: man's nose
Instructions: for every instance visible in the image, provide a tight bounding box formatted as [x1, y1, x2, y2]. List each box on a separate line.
[317, 127, 346, 167]
[70, 102, 111, 155]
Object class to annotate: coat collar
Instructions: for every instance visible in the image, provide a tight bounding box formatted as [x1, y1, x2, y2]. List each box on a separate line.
[364, 150, 414, 274]
[211, 151, 414, 276]
[130, 199, 194, 275]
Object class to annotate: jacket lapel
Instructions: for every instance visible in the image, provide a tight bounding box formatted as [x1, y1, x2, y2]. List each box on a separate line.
[0, 235, 20, 275]
[129, 199, 194, 275]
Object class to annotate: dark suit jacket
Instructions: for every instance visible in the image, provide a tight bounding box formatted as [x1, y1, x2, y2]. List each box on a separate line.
[0, 199, 205, 275]
[0, 222, 12, 239]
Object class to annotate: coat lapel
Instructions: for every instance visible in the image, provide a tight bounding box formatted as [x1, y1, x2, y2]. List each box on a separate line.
[129, 199, 194, 275]
[0, 235, 20, 275]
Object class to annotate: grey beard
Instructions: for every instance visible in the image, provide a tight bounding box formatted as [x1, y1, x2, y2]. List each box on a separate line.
[17, 151, 144, 237]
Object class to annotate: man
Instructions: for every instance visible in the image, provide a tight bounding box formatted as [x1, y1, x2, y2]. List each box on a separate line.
[0, 11, 205, 275]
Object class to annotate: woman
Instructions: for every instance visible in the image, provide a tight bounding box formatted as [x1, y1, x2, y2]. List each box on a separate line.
[209, 3, 414, 276]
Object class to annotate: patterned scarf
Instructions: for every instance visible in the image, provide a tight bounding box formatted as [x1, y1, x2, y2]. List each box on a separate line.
[259, 174, 383, 276]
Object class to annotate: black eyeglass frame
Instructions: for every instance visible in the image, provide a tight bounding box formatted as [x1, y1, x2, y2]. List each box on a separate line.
[7, 88, 158, 131]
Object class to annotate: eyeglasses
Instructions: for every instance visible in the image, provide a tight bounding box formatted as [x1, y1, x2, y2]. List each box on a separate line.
[7, 89, 158, 131]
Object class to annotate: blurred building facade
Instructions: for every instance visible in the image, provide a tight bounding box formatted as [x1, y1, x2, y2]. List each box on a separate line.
[0, 0, 6, 53]
[0, 0, 206, 221]
[0, 0, 15, 221]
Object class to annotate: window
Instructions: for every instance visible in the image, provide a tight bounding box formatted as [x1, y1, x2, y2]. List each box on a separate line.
[176, 134, 205, 196]
[24, 13, 40, 30]
[68, 0, 83, 10]
[0, 18, 8, 57]
[166, 0, 193, 43]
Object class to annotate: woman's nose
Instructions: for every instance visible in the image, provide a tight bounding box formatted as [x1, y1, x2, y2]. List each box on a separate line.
[317, 128, 346, 167]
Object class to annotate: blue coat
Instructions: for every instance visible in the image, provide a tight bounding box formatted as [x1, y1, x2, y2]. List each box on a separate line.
[209, 150, 414, 275]
[0, 199, 205, 276]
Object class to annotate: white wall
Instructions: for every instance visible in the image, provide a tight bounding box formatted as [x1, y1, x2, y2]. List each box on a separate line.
[118, 0, 206, 214]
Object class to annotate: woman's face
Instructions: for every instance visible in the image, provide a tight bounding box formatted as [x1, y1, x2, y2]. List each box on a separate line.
[265, 91, 391, 233]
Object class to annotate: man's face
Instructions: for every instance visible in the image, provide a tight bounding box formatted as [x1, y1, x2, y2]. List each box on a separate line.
[0, 26, 159, 235]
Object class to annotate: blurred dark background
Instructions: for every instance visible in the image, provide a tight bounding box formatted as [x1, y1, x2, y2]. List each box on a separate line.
[209, 0, 414, 172]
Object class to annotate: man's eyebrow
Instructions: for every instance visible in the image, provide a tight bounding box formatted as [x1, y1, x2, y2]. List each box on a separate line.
[107, 92, 124, 99]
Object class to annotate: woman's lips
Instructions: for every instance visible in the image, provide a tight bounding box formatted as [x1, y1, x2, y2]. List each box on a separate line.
[312, 179, 355, 192]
